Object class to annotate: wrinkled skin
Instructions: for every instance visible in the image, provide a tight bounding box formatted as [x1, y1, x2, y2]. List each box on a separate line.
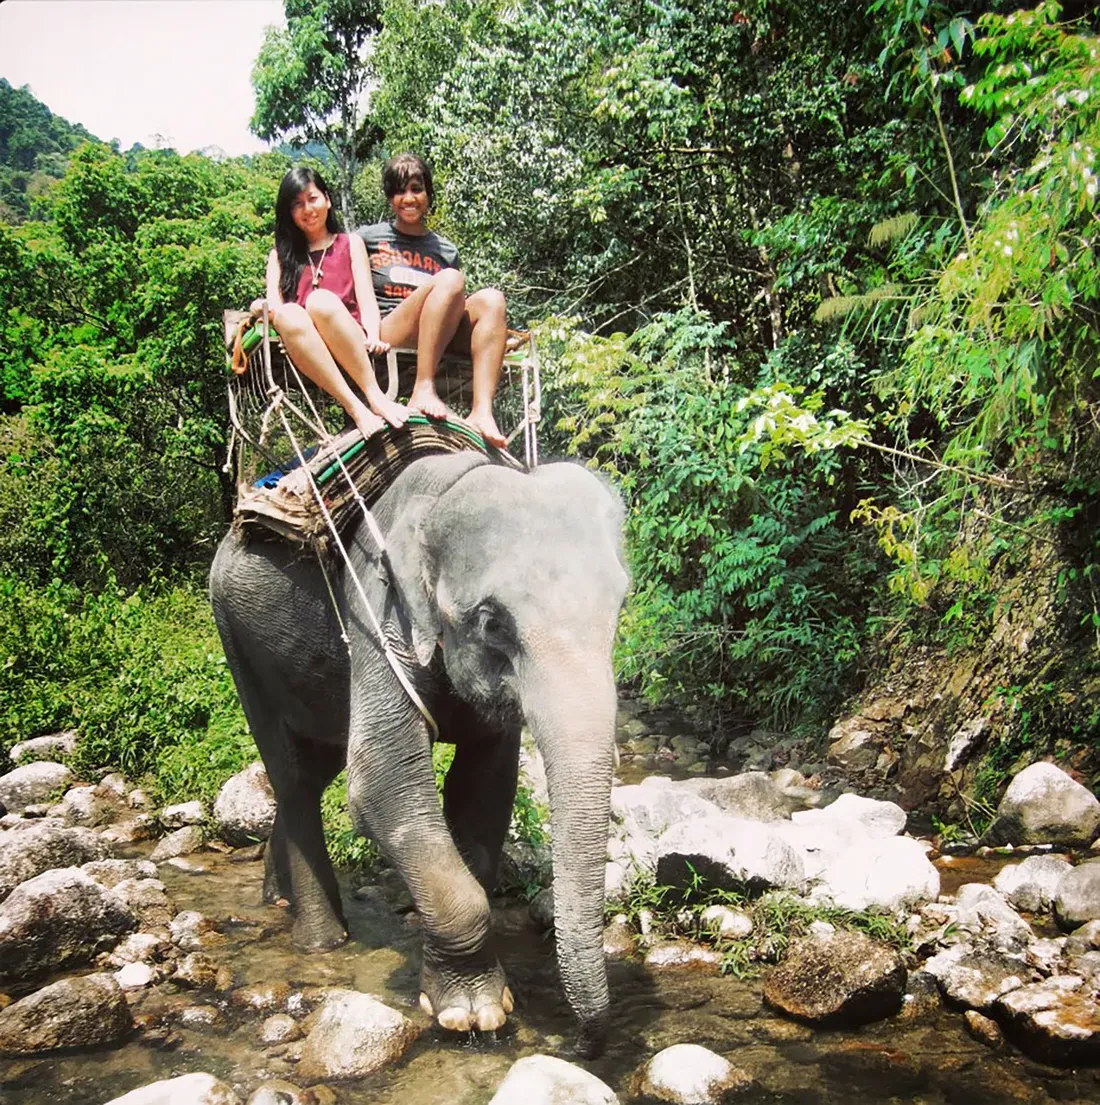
[209, 453, 628, 1054]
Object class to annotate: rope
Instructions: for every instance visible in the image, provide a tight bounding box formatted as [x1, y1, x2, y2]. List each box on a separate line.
[273, 400, 440, 740]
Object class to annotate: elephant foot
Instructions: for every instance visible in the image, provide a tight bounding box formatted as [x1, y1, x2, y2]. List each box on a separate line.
[292, 911, 349, 953]
[419, 962, 513, 1033]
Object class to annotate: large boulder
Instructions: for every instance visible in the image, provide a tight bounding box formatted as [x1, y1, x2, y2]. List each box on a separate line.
[681, 772, 799, 822]
[9, 732, 78, 765]
[488, 1054, 618, 1105]
[0, 866, 136, 981]
[0, 973, 131, 1055]
[296, 988, 419, 1081]
[808, 836, 939, 913]
[160, 801, 205, 829]
[994, 975, 1100, 1065]
[655, 814, 805, 893]
[791, 793, 907, 839]
[102, 1074, 242, 1105]
[985, 762, 1100, 847]
[634, 1044, 751, 1103]
[0, 762, 72, 814]
[612, 780, 717, 844]
[213, 763, 276, 846]
[1054, 861, 1100, 930]
[993, 854, 1073, 913]
[0, 821, 112, 901]
[49, 783, 119, 827]
[762, 930, 906, 1025]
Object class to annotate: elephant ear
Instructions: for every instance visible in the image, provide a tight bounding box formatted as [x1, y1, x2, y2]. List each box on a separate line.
[386, 493, 443, 667]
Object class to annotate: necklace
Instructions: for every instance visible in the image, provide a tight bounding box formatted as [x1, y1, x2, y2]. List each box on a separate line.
[308, 240, 332, 288]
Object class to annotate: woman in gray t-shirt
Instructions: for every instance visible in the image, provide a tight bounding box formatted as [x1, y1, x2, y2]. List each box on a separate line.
[358, 153, 507, 447]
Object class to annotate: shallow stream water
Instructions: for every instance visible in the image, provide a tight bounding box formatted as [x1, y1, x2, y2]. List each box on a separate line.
[4, 847, 1099, 1105]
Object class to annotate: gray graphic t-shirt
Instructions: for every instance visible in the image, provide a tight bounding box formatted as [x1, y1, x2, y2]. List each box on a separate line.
[357, 222, 460, 316]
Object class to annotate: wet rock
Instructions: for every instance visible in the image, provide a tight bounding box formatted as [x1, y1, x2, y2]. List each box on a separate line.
[178, 1004, 225, 1029]
[82, 858, 157, 888]
[762, 930, 906, 1026]
[151, 825, 204, 862]
[1065, 918, 1100, 956]
[699, 904, 753, 938]
[9, 732, 78, 766]
[827, 719, 885, 772]
[172, 952, 221, 989]
[50, 783, 118, 827]
[102, 1073, 242, 1105]
[246, 1082, 319, 1105]
[896, 969, 941, 1022]
[0, 821, 113, 901]
[655, 814, 805, 893]
[230, 842, 266, 863]
[994, 974, 1100, 1065]
[1054, 861, 1100, 929]
[160, 801, 205, 828]
[529, 885, 554, 929]
[993, 854, 1073, 913]
[259, 1014, 302, 1044]
[964, 1009, 1003, 1047]
[1026, 936, 1066, 975]
[1069, 950, 1100, 983]
[128, 788, 151, 810]
[635, 1044, 751, 1102]
[0, 762, 72, 814]
[106, 932, 171, 967]
[681, 772, 800, 822]
[985, 762, 1100, 847]
[808, 836, 939, 913]
[0, 866, 135, 981]
[230, 981, 290, 1013]
[169, 910, 218, 949]
[0, 973, 131, 1055]
[213, 763, 277, 846]
[296, 988, 419, 1081]
[954, 883, 1033, 950]
[500, 839, 551, 890]
[110, 877, 175, 928]
[100, 816, 156, 844]
[644, 940, 723, 971]
[164, 856, 209, 874]
[922, 945, 1030, 1011]
[791, 793, 907, 839]
[488, 1054, 619, 1104]
[603, 918, 635, 959]
[115, 961, 157, 990]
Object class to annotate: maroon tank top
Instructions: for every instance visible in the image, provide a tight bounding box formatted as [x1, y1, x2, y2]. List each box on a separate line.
[295, 232, 360, 324]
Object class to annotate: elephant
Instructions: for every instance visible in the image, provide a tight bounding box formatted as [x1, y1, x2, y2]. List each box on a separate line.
[209, 451, 628, 1055]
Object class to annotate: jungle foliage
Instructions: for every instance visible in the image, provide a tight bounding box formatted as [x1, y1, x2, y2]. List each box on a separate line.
[0, 1, 1098, 809]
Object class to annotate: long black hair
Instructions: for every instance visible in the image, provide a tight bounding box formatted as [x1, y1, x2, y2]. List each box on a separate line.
[274, 166, 340, 302]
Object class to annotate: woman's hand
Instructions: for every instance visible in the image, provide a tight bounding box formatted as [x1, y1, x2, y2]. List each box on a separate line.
[364, 331, 390, 356]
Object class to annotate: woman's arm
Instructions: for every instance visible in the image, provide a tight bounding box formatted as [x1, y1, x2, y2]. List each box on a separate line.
[265, 249, 284, 309]
[349, 233, 389, 354]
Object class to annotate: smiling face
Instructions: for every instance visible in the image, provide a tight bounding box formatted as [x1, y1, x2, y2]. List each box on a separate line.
[291, 183, 333, 244]
[389, 174, 429, 234]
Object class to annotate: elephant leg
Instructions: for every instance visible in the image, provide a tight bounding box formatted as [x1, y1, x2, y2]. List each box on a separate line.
[262, 809, 292, 904]
[442, 719, 520, 893]
[347, 682, 511, 1033]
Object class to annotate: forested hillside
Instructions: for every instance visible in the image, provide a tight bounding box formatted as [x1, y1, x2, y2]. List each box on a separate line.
[0, 0, 1097, 823]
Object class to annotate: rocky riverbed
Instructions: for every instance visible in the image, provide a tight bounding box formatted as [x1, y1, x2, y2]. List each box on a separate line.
[1, 709, 1099, 1104]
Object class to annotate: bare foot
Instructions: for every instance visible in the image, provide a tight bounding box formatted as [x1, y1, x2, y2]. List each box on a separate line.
[465, 408, 507, 448]
[349, 401, 386, 441]
[409, 381, 451, 421]
[366, 387, 410, 430]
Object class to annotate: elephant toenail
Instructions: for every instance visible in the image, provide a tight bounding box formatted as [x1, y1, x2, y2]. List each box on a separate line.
[419, 992, 434, 1016]
[438, 1006, 474, 1032]
[502, 986, 514, 1014]
[476, 1004, 506, 1031]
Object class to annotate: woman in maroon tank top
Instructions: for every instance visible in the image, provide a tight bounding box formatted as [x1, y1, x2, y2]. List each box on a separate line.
[262, 167, 407, 439]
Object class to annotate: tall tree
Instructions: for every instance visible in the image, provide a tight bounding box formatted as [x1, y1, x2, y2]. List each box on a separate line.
[250, 0, 382, 224]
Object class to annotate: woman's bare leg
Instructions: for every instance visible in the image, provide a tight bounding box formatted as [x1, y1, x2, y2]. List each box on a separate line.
[380, 269, 466, 420]
[304, 290, 409, 429]
[273, 303, 385, 440]
[452, 287, 507, 447]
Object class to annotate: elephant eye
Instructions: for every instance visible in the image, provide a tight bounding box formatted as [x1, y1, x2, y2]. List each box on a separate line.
[473, 602, 514, 649]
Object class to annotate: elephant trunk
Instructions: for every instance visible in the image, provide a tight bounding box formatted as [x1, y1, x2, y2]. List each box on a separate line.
[523, 647, 617, 1057]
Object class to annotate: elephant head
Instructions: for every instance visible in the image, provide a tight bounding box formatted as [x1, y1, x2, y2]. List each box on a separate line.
[385, 457, 629, 1053]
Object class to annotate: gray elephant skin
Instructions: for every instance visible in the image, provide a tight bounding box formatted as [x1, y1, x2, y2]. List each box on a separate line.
[209, 452, 628, 1055]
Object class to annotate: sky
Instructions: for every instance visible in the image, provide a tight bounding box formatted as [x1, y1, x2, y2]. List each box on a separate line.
[0, 0, 286, 156]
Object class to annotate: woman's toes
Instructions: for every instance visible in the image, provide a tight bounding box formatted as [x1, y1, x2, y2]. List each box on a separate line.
[408, 384, 450, 420]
